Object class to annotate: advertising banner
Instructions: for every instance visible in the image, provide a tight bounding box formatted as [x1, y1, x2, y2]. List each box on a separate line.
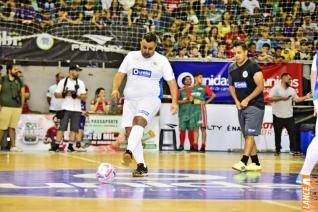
[15, 114, 159, 151]
[171, 61, 303, 104]
[160, 103, 291, 152]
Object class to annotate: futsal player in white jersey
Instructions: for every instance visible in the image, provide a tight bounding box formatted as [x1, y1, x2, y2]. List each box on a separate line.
[297, 52, 318, 183]
[111, 32, 178, 177]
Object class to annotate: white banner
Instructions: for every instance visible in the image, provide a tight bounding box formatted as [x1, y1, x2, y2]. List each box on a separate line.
[15, 114, 159, 151]
[159, 104, 291, 152]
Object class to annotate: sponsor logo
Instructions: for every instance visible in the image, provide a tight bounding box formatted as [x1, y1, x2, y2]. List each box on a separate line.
[177, 72, 228, 88]
[0, 31, 23, 47]
[132, 68, 152, 78]
[247, 128, 256, 133]
[301, 175, 318, 211]
[264, 75, 299, 88]
[234, 82, 247, 88]
[83, 34, 113, 45]
[36, 33, 54, 50]
[242, 70, 248, 78]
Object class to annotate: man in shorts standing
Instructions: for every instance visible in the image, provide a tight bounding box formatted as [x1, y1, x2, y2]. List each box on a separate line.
[0, 64, 25, 152]
[54, 65, 87, 152]
[111, 32, 178, 177]
[228, 41, 265, 172]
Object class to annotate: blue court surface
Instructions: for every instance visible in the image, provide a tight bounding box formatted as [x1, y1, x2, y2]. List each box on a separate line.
[0, 169, 301, 200]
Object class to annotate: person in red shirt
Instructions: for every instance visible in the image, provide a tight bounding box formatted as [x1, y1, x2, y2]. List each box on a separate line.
[17, 71, 31, 113]
[224, 23, 246, 58]
[89, 87, 109, 113]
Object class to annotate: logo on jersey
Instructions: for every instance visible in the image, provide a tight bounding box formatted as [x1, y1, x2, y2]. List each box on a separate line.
[234, 82, 247, 88]
[242, 71, 248, 78]
[138, 110, 150, 117]
[132, 68, 152, 78]
[247, 128, 256, 133]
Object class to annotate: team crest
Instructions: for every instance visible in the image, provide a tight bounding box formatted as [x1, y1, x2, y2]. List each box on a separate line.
[242, 71, 248, 78]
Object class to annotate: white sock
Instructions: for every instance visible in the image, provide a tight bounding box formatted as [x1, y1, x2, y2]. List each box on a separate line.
[134, 140, 145, 165]
[127, 125, 144, 153]
[300, 136, 318, 175]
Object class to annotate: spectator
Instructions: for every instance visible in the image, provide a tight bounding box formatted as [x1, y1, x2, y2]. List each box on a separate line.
[17, 70, 30, 113]
[63, 0, 84, 25]
[302, 15, 317, 41]
[247, 42, 258, 59]
[240, 0, 260, 15]
[256, 26, 271, 52]
[92, 10, 111, 29]
[282, 15, 297, 38]
[0, 0, 16, 21]
[294, 27, 308, 43]
[175, 46, 188, 58]
[36, 9, 54, 28]
[0, 64, 25, 152]
[15, 0, 36, 25]
[89, 87, 109, 113]
[212, 41, 227, 59]
[269, 73, 312, 156]
[273, 46, 287, 63]
[47, 72, 65, 113]
[134, 6, 154, 32]
[294, 40, 311, 60]
[217, 11, 231, 37]
[257, 43, 274, 63]
[53, 65, 87, 152]
[83, 0, 96, 23]
[301, 0, 315, 16]
[204, 3, 222, 27]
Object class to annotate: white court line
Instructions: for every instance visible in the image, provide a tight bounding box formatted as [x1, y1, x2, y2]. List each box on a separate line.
[61, 154, 128, 169]
[263, 200, 301, 211]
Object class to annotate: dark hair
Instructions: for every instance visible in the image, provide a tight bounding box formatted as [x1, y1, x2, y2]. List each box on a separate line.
[143, 32, 157, 44]
[194, 72, 203, 78]
[6, 64, 13, 74]
[281, 72, 290, 78]
[233, 41, 247, 51]
[182, 75, 191, 83]
[262, 43, 270, 49]
[95, 87, 105, 97]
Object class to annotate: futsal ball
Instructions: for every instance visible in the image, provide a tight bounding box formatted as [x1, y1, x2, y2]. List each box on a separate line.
[96, 163, 116, 184]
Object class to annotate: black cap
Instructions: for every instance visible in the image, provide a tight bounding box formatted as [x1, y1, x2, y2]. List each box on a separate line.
[69, 64, 82, 71]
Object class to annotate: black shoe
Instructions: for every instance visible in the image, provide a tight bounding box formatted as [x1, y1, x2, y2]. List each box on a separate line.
[121, 150, 133, 166]
[189, 145, 195, 152]
[67, 143, 75, 152]
[178, 145, 184, 151]
[49, 144, 59, 152]
[132, 163, 148, 177]
[199, 148, 205, 153]
[274, 151, 280, 156]
[292, 151, 302, 156]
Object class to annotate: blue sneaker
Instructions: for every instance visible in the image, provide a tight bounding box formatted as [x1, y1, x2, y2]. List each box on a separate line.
[296, 174, 302, 184]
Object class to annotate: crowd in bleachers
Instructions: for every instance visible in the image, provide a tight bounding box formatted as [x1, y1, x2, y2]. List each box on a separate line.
[0, 0, 317, 60]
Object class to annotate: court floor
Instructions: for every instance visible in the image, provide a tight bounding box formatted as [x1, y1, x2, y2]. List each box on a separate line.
[0, 151, 313, 211]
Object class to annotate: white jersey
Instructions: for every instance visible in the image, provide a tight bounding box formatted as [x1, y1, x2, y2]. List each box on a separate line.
[47, 84, 63, 111]
[55, 77, 86, 112]
[118, 51, 175, 100]
[312, 54, 318, 100]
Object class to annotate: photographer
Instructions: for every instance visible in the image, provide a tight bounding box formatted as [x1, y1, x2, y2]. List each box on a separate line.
[0, 64, 25, 152]
[53, 65, 87, 152]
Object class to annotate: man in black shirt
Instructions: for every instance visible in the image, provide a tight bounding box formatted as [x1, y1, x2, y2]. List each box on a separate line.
[228, 41, 265, 172]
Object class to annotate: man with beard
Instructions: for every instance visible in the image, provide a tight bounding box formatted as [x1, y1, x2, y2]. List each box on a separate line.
[269, 73, 312, 156]
[0, 64, 25, 152]
[111, 32, 178, 177]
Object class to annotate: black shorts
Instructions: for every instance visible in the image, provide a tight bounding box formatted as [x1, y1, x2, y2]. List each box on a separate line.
[59, 110, 81, 132]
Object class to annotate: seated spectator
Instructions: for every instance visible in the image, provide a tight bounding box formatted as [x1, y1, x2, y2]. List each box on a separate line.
[89, 87, 109, 113]
[217, 11, 232, 37]
[133, 6, 154, 32]
[256, 25, 271, 51]
[247, 42, 258, 59]
[15, 0, 36, 25]
[280, 41, 296, 61]
[241, 0, 260, 15]
[175, 46, 189, 59]
[301, 0, 315, 16]
[257, 43, 274, 63]
[282, 15, 297, 38]
[17, 71, 31, 113]
[294, 40, 311, 60]
[63, 0, 83, 25]
[302, 15, 317, 41]
[187, 9, 199, 25]
[224, 23, 246, 44]
[91, 10, 111, 29]
[83, 0, 96, 23]
[36, 9, 54, 28]
[189, 45, 202, 58]
[273, 46, 288, 63]
[204, 3, 222, 27]
[0, 0, 16, 21]
[212, 41, 227, 59]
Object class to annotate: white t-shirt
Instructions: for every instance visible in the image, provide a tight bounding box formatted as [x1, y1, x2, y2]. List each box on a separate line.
[118, 51, 175, 100]
[47, 84, 63, 111]
[269, 83, 299, 118]
[301, 2, 316, 15]
[241, 0, 260, 15]
[55, 77, 86, 112]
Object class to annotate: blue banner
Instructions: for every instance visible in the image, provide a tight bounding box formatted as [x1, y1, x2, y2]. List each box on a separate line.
[171, 61, 233, 103]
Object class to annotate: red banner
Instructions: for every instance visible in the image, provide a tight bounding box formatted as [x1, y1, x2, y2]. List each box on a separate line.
[261, 63, 303, 103]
